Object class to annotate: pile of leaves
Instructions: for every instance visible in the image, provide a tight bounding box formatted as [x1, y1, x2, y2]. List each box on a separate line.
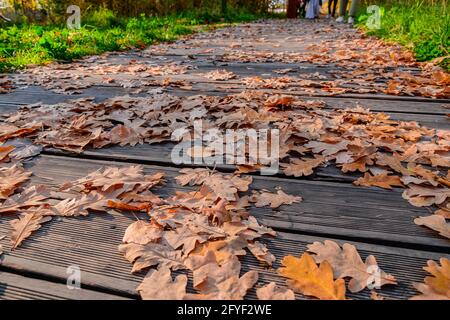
[0, 76, 14, 94]
[5, 21, 449, 98]
[0, 90, 449, 298]
[0, 159, 446, 299]
[12, 58, 194, 94]
[3, 91, 449, 227]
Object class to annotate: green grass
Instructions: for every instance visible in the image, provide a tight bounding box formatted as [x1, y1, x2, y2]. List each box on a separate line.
[356, 0, 450, 70]
[0, 8, 262, 72]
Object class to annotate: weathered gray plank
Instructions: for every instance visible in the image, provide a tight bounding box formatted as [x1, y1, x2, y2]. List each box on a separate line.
[0, 210, 447, 300]
[0, 271, 129, 300]
[14, 154, 450, 251]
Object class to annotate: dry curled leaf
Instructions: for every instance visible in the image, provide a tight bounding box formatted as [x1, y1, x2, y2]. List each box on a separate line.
[282, 157, 324, 177]
[403, 185, 450, 207]
[0, 185, 49, 214]
[0, 164, 32, 200]
[184, 250, 258, 300]
[10, 213, 52, 249]
[119, 242, 185, 273]
[414, 215, 450, 239]
[247, 241, 276, 266]
[278, 252, 346, 300]
[122, 220, 163, 245]
[137, 267, 188, 300]
[250, 189, 302, 209]
[0, 145, 15, 162]
[353, 172, 403, 190]
[307, 240, 397, 293]
[203, 69, 237, 81]
[256, 282, 295, 300]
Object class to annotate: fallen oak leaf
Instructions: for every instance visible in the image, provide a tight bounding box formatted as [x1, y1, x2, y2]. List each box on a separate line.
[61, 166, 164, 194]
[118, 242, 185, 273]
[243, 216, 276, 237]
[305, 140, 349, 157]
[402, 185, 450, 207]
[411, 258, 450, 300]
[0, 123, 41, 142]
[163, 225, 210, 256]
[307, 240, 397, 293]
[264, 95, 295, 111]
[203, 70, 237, 81]
[10, 212, 52, 250]
[189, 237, 248, 264]
[353, 172, 403, 190]
[278, 252, 347, 300]
[250, 189, 302, 209]
[137, 267, 188, 300]
[247, 241, 276, 266]
[256, 282, 295, 300]
[49, 193, 108, 217]
[0, 164, 33, 200]
[0, 145, 15, 162]
[184, 250, 258, 300]
[282, 156, 324, 177]
[370, 291, 385, 300]
[123, 220, 163, 245]
[414, 215, 450, 239]
[0, 185, 49, 214]
[107, 200, 151, 213]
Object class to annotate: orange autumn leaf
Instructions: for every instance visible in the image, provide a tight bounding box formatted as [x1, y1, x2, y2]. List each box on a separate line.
[264, 95, 294, 111]
[0, 145, 15, 162]
[278, 252, 346, 300]
[353, 172, 403, 190]
[411, 258, 450, 300]
[107, 200, 151, 212]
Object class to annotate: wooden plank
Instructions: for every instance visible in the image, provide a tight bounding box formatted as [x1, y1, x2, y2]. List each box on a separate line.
[0, 210, 447, 300]
[0, 271, 129, 300]
[15, 154, 450, 251]
[1, 84, 448, 116]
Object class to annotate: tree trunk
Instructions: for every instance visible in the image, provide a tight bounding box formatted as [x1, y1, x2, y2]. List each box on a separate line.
[221, 0, 227, 15]
[287, 0, 299, 18]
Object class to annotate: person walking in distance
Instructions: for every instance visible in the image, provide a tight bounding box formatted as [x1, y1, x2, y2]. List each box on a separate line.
[336, 0, 360, 24]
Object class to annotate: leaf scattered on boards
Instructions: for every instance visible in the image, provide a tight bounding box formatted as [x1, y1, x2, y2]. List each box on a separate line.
[278, 252, 347, 300]
[414, 215, 450, 239]
[256, 282, 295, 300]
[307, 240, 397, 293]
[10, 213, 52, 250]
[353, 173, 403, 190]
[411, 258, 450, 300]
[250, 189, 302, 209]
[137, 267, 188, 300]
[118, 242, 185, 273]
[0, 164, 32, 200]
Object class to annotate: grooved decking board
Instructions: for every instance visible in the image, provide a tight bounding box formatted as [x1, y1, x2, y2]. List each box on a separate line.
[10, 154, 450, 251]
[2, 85, 449, 114]
[0, 210, 447, 300]
[0, 271, 129, 300]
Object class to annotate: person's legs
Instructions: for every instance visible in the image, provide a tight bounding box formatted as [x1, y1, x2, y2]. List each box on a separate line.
[349, 0, 360, 17]
[332, 0, 338, 17]
[339, 0, 349, 17]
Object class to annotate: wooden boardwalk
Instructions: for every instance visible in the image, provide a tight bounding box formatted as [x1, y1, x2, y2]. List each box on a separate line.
[0, 19, 449, 300]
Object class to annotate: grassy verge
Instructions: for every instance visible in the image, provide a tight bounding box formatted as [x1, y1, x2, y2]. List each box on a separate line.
[0, 8, 262, 72]
[356, 0, 449, 71]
